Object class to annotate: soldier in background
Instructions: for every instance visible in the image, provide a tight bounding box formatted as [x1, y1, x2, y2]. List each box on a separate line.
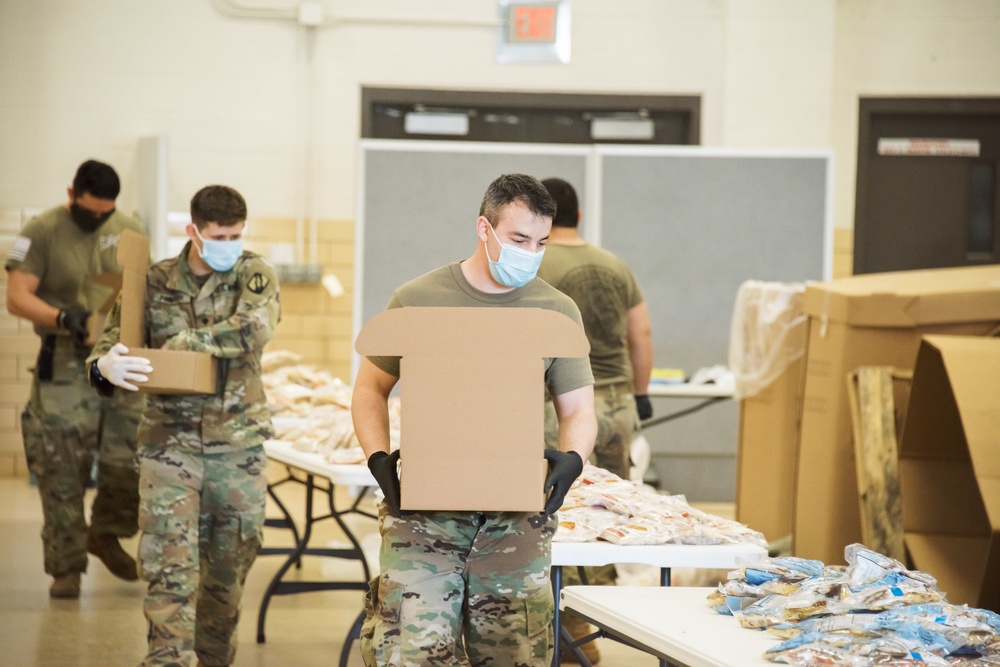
[537, 177, 654, 664]
[88, 185, 280, 667]
[5, 159, 145, 598]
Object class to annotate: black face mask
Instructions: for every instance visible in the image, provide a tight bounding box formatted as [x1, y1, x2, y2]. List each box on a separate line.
[70, 203, 114, 233]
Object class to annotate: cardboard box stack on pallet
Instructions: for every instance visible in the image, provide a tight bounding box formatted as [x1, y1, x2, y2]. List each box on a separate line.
[736, 265, 1000, 608]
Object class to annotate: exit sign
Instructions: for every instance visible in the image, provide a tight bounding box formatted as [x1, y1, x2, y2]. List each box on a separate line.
[509, 4, 558, 43]
[497, 0, 570, 64]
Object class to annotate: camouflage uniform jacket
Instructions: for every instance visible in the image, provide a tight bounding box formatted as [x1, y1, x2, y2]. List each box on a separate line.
[90, 242, 280, 454]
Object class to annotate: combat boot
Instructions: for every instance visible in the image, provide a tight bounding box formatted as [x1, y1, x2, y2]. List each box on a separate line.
[87, 529, 139, 581]
[49, 572, 81, 599]
[560, 613, 600, 664]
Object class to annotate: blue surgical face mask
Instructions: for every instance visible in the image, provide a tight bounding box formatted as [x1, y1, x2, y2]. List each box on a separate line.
[193, 226, 244, 272]
[484, 223, 545, 288]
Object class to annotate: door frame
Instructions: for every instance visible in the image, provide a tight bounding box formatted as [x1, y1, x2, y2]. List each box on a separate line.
[854, 97, 1000, 275]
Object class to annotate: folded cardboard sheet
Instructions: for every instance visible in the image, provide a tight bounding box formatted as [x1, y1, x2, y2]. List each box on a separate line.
[900, 335, 1000, 611]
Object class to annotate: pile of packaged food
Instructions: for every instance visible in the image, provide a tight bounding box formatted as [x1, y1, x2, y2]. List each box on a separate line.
[261, 350, 400, 465]
[554, 464, 767, 548]
[708, 544, 1000, 665]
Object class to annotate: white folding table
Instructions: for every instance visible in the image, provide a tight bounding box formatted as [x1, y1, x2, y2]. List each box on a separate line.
[643, 382, 734, 429]
[259, 440, 377, 666]
[550, 544, 766, 666]
[561, 585, 778, 667]
[262, 440, 767, 667]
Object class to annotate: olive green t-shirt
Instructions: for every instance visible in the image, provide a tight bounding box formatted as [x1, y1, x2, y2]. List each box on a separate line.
[5, 205, 145, 336]
[536, 243, 644, 383]
[368, 262, 594, 398]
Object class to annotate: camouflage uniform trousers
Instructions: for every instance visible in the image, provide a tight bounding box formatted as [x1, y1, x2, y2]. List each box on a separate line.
[137, 444, 267, 667]
[361, 504, 558, 666]
[21, 336, 142, 576]
[544, 381, 639, 589]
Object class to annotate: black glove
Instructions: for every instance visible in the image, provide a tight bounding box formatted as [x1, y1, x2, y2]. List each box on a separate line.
[635, 395, 653, 421]
[543, 449, 583, 515]
[58, 308, 91, 346]
[367, 450, 401, 517]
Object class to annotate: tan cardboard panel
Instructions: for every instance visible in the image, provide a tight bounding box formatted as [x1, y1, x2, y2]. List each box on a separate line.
[355, 307, 590, 358]
[736, 357, 804, 542]
[899, 459, 988, 535]
[899, 335, 1000, 611]
[134, 348, 217, 395]
[905, 533, 988, 607]
[922, 335, 1000, 479]
[356, 307, 589, 512]
[794, 310, 1000, 564]
[802, 265, 1000, 327]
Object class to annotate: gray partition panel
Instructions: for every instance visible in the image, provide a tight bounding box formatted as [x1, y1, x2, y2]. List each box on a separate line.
[360, 145, 587, 327]
[600, 153, 828, 500]
[357, 143, 830, 503]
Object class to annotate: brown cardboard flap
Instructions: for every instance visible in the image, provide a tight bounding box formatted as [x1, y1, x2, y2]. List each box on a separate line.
[899, 335, 1000, 609]
[356, 307, 590, 512]
[905, 534, 988, 606]
[355, 307, 590, 358]
[802, 265, 1000, 328]
[117, 229, 149, 350]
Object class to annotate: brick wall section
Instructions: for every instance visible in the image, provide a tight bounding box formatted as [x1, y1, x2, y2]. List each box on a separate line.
[0, 216, 355, 477]
[248, 217, 355, 381]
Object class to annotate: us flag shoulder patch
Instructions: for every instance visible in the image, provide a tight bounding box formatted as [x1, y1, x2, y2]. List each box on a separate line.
[7, 236, 31, 262]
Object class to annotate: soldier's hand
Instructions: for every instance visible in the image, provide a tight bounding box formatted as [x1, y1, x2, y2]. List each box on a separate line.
[97, 343, 153, 391]
[58, 308, 91, 346]
[542, 449, 583, 515]
[367, 450, 402, 517]
[635, 395, 653, 421]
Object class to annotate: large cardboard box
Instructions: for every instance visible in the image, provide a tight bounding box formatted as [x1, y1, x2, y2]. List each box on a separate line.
[354, 307, 590, 512]
[117, 229, 218, 395]
[794, 265, 1000, 565]
[899, 335, 1000, 611]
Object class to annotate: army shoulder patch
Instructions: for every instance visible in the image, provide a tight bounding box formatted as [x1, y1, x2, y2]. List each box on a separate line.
[248, 272, 269, 295]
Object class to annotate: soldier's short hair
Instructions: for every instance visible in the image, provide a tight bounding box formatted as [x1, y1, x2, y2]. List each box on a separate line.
[479, 174, 556, 228]
[541, 177, 579, 229]
[190, 185, 247, 228]
[73, 160, 120, 200]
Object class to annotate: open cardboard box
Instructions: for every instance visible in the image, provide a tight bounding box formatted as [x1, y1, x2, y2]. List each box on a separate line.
[794, 265, 1000, 565]
[899, 335, 1000, 611]
[355, 307, 590, 512]
[117, 229, 218, 395]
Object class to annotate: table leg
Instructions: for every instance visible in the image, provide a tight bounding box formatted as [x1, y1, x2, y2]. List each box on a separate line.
[551, 565, 562, 667]
[339, 609, 366, 667]
[660, 567, 671, 667]
[257, 474, 318, 643]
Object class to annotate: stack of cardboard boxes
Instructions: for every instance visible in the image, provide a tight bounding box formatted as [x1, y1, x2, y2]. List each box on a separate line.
[736, 264, 1000, 609]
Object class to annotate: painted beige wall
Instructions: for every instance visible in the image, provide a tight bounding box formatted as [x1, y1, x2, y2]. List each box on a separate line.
[1, 0, 997, 475]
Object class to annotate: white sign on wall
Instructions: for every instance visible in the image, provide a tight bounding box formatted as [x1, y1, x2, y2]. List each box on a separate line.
[877, 138, 981, 157]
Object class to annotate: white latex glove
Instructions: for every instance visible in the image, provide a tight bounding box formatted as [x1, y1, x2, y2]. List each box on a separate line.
[97, 343, 153, 391]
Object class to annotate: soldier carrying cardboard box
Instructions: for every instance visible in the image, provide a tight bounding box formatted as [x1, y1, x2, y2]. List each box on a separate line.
[5, 159, 145, 599]
[352, 173, 597, 666]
